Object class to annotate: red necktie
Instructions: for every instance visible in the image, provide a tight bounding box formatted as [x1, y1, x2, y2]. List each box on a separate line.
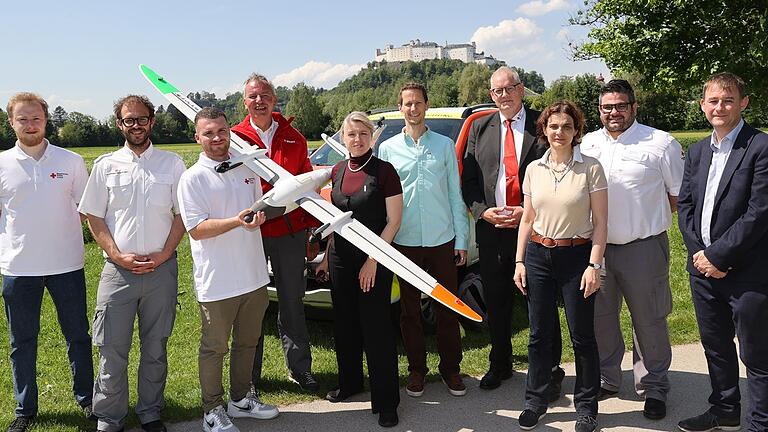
[504, 119, 521, 206]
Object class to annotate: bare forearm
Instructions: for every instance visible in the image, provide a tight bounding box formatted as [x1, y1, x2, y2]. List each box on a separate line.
[188, 217, 240, 240]
[668, 194, 678, 213]
[86, 215, 122, 259]
[515, 219, 533, 261]
[589, 224, 607, 264]
[160, 215, 186, 256]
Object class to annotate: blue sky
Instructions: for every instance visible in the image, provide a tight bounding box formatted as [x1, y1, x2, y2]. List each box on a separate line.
[1, 0, 607, 120]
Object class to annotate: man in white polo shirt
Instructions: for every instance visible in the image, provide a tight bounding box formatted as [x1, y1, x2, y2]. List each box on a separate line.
[177, 107, 278, 432]
[79, 95, 186, 432]
[0, 93, 93, 432]
[580, 79, 684, 421]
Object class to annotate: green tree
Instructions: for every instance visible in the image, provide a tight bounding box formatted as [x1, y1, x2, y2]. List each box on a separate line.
[428, 74, 459, 107]
[531, 74, 602, 131]
[570, 0, 768, 126]
[284, 83, 328, 139]
[0, 110, 15, 149]
[458, 63, 492, 106]
[58, 112, 100, 147]
[51, 106, 68, 128]
[517, 68, 546, 94]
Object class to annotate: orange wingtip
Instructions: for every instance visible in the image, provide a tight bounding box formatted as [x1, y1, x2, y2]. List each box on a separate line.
[430, 283, 483, 322]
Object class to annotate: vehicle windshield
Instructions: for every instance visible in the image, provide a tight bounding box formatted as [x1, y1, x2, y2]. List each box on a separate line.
[310, 118, 463, 167]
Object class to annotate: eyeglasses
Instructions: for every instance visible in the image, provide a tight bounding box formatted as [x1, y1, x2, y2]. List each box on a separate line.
[599, 103, 633, 113]
[491, 83, 521, 97]
[119, 116, 151, 127]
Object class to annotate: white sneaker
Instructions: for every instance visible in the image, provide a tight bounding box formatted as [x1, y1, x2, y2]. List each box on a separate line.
[203, 405, 239, 432]
[227, 392, 279, 420]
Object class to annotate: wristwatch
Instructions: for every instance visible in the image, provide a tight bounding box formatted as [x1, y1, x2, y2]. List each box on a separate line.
[588, 262, 603, 270]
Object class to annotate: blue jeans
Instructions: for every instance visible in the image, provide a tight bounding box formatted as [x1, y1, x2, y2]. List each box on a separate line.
[2, 268, 93, 417]
[524, 242, 600, 417]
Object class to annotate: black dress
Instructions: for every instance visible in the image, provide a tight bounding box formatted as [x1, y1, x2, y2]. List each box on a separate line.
[328, 156, 400, 414]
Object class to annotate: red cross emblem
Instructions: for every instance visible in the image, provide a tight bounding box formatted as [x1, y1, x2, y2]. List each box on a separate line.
[50, 172, 57, 178]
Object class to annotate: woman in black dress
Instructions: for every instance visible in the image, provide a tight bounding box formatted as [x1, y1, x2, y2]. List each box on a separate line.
[316, 111, 403, 427]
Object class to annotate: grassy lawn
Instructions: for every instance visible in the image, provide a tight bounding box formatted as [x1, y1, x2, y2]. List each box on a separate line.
[0, 136, 701, 430]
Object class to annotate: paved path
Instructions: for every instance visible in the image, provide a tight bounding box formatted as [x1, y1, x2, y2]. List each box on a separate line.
[158, 343, 748, 431]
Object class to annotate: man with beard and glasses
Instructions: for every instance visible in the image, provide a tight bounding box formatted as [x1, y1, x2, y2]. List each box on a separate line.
[0, 93, 93, 432]
[79, 95, 186, 432]
[231, 74, 319, 393]
[580, 79, 684, 421]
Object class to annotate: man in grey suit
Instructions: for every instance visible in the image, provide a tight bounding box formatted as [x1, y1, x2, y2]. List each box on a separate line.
[462, 67, 564, 396]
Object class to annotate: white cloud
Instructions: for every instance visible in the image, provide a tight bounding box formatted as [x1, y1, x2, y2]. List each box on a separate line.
[471, 18, 546, 61]
[555, 28, 570, 41]
[516, 0, 571, 16]
[273, 61, 365, 89]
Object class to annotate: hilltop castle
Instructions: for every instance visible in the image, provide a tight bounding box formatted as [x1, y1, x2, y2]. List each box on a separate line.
[375, 40, 506, 66]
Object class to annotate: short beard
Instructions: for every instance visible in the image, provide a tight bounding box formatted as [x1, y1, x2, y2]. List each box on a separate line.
[17, 133, 45, 147]
[123, 130, 151, 151]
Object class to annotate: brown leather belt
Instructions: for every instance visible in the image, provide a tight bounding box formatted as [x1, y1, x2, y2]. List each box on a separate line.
[530, 232, 591, 248]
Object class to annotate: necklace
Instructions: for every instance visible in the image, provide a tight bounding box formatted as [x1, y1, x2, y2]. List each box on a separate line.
[548, 156, 574, 190]
[347, 152, 374, 173]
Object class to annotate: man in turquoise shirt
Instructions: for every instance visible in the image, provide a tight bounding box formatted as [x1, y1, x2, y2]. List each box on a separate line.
[378, 83, 470, 398]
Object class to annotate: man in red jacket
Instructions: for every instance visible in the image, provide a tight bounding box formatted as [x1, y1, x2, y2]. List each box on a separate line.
[231, 73, 319, 392]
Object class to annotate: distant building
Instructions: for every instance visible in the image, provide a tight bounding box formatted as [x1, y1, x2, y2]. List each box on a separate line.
[375, 39, 506, 67]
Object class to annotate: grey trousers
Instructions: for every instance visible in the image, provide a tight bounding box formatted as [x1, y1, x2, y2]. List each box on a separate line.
[252, 233, 311, 385]
[92, 257, 178, 432]
[594, 232, 673, 401]
[199, 288, 268, 413]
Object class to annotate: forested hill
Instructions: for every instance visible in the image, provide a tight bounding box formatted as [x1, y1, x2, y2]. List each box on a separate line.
[4, 59, 764, 149]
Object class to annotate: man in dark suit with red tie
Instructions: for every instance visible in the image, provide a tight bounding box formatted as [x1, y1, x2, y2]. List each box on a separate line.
[677, 72, 768, 432]
[462, 67, 564, 398]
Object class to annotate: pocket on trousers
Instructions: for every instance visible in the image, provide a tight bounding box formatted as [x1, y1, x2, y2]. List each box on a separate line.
[92, 306, 108, 346]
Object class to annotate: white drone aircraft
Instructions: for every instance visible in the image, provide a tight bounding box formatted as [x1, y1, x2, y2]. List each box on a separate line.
[140, 64, 481, 322]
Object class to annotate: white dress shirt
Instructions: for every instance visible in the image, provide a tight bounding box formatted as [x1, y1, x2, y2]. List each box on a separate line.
[494, 108, 526, 207]
[581, 121, 684, 244]
[701, 119, 745, 246]
[0, 141, 88, 275]
[250, 118, 277, 153]
[79, 143, 186, 256]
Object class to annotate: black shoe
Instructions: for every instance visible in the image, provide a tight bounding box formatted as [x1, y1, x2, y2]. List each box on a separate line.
[575, 415, 598, 432]
[479, 369, 512, 390]
[598, 387, 618, 399]
[141, 420, 167, 432]
[7, 416, 34, 432]
[678, 411, 740, 432]
[290, 370, 319, 392]
[325, 387, 363, 403]
[643, 398, 666, 420]
[82, 403, 97, 421]
[378, 411, 398, 428]
[518, 409, 545, 430]
[547, 367, 566, 403]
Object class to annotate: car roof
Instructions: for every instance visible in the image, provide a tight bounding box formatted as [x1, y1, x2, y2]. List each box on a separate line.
[368, 104, 497, 120]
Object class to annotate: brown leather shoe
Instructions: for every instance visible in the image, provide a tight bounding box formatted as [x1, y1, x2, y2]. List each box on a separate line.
[406, 371, 425, 397]
[442, 373, 467, 396]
